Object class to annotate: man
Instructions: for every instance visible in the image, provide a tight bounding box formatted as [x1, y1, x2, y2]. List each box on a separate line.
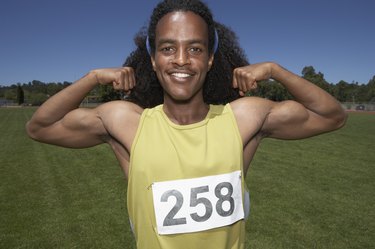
[26, 0, 347, 248]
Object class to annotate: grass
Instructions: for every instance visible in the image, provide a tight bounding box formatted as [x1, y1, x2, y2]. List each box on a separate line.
[246, 112, 375, 248]
[0, 107, 134, 249]
[0, 107, 374, 249]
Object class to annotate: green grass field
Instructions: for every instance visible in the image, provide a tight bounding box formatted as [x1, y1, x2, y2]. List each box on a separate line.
[0, 107, 374, 249]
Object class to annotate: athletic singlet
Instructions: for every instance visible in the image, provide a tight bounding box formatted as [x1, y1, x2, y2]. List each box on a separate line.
[127, 104, 249, 249]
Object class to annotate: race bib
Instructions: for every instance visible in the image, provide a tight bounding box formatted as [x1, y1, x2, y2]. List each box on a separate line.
[152, 171, 244, 235]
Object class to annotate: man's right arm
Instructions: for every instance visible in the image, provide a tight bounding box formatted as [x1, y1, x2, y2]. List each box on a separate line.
[26, 67, 135, 148]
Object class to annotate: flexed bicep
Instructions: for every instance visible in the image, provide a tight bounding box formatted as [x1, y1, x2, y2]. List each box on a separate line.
[27, 107, 108, 148]
[26, 67, 137, 148]
[261, 100, 340, 140]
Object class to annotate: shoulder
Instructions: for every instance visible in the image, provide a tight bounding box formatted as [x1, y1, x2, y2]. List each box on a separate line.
[229, 97, 275, 143]
[97, 100, 143, 118]
[97, 100, 143, 112]
[96, 100, 144, 131]
[229, 96, 274, 123]
[95, 101, 144, 149]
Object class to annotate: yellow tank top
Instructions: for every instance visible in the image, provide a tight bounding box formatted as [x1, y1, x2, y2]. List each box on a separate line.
[128, 104, 247, 249]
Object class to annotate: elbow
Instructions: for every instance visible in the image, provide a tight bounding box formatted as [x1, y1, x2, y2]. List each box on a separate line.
[339, 110, 348, 128]
[25, 120, 42, 141]
[331, 108, 348, 130]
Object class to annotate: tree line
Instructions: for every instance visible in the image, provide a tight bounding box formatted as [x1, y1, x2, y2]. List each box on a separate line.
[252, 66, 375, 104]
[1, 66, 374, 106]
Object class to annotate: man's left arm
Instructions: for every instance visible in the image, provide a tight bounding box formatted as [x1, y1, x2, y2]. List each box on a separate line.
[233, 62, 347, 139]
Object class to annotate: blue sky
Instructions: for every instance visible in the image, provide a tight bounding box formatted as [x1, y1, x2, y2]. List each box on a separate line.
[1, 0, 374, 86]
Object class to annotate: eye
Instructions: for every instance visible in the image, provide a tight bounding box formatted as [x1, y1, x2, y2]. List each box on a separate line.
[189, 47, 203, 54]
[160, 46, 175, 54]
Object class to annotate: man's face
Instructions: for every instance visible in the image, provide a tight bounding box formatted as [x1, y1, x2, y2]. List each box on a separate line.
[151, 11, 214, 103]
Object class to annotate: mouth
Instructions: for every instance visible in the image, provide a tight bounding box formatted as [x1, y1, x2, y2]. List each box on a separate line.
[171, 72, 192, 79]
[168, 69, 195, 81]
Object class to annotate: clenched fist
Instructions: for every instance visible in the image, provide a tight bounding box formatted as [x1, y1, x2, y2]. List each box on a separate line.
[92, 67, 136, 92]
[233, 62, 273, 96]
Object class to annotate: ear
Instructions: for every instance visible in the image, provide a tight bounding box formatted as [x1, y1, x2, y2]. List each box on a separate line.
[208, 54, 214, 71]
[151, 55, 156, 71]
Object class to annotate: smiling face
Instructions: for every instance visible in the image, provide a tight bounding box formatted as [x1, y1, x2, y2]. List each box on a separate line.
[151, 11, 214, 103]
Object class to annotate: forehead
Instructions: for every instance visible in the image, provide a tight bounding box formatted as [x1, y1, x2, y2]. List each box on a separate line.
[155, 11, 209, 42]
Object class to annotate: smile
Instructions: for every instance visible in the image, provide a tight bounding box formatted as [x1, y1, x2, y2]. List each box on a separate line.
[171, 72, 192, 78]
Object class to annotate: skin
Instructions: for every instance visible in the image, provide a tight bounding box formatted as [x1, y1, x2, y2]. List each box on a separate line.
[151, 12, 214, 124]
[26, 11, 347, 179]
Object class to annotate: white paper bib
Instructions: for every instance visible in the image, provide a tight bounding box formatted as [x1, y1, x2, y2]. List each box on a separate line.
[152, 171, 244, 235]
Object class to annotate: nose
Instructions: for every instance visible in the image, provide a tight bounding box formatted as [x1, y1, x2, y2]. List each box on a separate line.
[172, 48, 190, 66]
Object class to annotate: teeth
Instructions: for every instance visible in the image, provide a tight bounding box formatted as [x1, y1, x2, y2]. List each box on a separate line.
[172, 73, 191, 78]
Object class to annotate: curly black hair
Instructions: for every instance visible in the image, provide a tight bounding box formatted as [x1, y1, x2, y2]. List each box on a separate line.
[123, 0, 249, 108]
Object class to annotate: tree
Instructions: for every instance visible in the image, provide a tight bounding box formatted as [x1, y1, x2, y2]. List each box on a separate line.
[302, 66, 316, 78]
[98, 85, 121, 102]
[29, 92, 49, 106]
[334, 80, 350, 102]
[4, 88, 16, 101]
[250, 80, 292, 101]
[365, 76, 375, 103]
[301, 66, 332, 93]
[16, 84, 24, 105]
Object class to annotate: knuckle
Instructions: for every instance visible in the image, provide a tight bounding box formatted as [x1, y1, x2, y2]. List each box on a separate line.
[245, 72, 253, 79]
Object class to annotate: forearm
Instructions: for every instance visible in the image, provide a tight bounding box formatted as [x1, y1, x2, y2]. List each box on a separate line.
[270, 63, 345, 120]
[28, 71, 98, 128]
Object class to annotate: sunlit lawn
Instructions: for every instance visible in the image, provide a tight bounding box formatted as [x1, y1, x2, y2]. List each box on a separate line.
[0, 108, 374, 248]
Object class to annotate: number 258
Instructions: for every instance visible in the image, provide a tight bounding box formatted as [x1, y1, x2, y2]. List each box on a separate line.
[161, 182, 235, 226]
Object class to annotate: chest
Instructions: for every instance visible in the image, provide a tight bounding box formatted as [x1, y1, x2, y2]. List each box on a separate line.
[131, 115, 243, 181]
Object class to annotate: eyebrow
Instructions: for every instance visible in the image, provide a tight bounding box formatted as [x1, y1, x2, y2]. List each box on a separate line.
[156, 38, 207, 46]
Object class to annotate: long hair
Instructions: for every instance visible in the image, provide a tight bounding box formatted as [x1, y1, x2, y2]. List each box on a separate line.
[123, 0, 249, 108]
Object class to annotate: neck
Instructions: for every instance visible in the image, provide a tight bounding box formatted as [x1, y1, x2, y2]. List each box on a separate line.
[162, 98, 209, 125]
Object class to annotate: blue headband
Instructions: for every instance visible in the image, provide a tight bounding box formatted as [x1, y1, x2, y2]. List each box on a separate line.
[146, 29, 219, 55]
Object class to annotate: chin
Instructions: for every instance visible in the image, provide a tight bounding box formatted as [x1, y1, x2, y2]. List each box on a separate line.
[164, 91, 195, 103]
[169, 95, 192, 103]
